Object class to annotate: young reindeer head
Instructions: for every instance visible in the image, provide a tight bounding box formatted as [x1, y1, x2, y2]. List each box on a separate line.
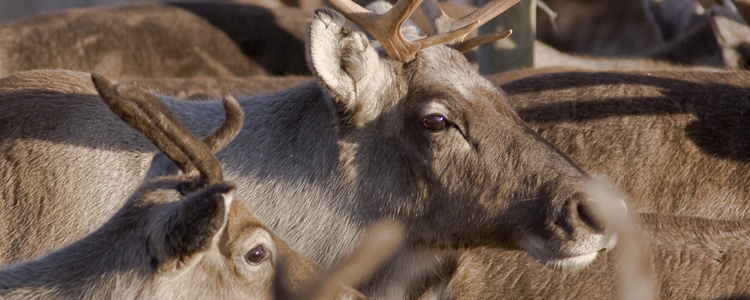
[93, 75, 373, 299]
[0, 74, 362, 300]
[309, 0, 618, 271]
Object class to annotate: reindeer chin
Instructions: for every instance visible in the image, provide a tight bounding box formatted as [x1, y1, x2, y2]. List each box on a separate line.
[538, 252, 600, 272]
[519, 235, 607, 273]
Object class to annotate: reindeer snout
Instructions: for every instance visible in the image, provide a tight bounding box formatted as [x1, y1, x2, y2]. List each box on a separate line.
[554, 192, 609, 237]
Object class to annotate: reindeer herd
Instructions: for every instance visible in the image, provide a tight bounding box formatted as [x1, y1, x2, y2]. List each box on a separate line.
[0, 0, 748, 299]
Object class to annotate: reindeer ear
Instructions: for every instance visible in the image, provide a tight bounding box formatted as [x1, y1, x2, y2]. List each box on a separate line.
[306, 8, 388, 117]
[144, 153, 182, 179]
[148, 183, 236, 272]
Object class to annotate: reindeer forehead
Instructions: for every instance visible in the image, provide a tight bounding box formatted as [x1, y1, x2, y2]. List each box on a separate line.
[226, 200, 267, 235]
[413, 45, 472, 71]
[407, 46, 505, 106]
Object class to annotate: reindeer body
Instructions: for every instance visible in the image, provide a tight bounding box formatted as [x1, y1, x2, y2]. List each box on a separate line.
[497, 70, 750, 219]
[445, 213, 750, 300]
[0, 2, 310, 77]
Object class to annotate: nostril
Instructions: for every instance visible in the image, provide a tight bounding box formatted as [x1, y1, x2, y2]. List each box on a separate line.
[577, 200, 606, 233]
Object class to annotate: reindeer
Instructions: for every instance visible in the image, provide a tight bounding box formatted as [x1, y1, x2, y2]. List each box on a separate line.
[0, 75, 369, 300]
[491, 69, 750, 219]
[0, 0, 618, 297]
[0, 2, 312, 77]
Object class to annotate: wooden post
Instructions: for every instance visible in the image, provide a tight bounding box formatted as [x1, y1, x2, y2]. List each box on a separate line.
[477, 0, 536, 74]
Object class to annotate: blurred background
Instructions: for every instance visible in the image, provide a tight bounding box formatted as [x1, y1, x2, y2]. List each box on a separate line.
[0, 0, 747, 74]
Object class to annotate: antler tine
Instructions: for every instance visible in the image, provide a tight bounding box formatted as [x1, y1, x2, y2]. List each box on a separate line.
[420, 0, 522, 47]
[327, 0, 480, 62]
[91, 73, 224, 186]
[451, 29, 512, 52]
[202, 94, 244, 154]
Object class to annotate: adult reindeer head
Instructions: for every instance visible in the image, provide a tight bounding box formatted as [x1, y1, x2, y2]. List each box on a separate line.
[307, 0, 617, 271]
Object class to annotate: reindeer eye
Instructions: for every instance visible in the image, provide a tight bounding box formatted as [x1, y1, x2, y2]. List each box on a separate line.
[422, 115, 447, 131]
[245, 245, 267, 265]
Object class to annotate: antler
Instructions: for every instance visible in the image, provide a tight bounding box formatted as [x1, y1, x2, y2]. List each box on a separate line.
[203, 94, 244, 154]
[326, 0, 480, 62]
[420, 0, 521, 50]
[91, 74, 237, 187]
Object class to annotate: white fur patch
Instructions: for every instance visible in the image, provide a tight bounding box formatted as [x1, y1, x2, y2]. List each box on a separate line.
[520, 235, 600, 272]
[222, 192, 235, 208]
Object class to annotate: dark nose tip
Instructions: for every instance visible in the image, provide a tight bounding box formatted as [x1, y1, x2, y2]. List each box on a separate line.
[577, 200, 606, 233]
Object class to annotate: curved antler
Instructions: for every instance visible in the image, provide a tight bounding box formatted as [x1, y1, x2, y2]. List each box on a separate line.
[327, 0, 480, 62]
[203, 95, 244, 154]
[420, 0, 521, 50]
[92, 73, 226, 186]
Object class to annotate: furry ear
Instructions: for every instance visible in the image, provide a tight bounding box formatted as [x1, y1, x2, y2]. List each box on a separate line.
[148, 183, 236, 272]
[306, 8, 356, 103]
[306, 8, 396, 125]
[306, 8, 377, 106]
[144, 153, 181, 180]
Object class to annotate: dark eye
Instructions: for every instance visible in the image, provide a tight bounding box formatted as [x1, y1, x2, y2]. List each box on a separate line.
[422, 115, 447, 131]
[245, 245, 267, 265]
